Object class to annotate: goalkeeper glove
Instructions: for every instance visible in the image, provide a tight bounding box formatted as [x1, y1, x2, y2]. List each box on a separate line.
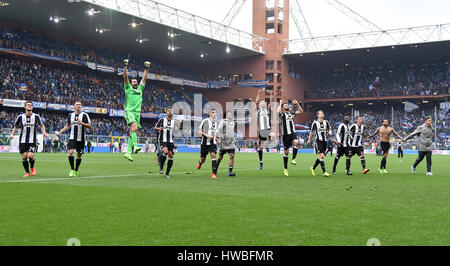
[144, 61, 151, 70]
[123, 59, 129, 67]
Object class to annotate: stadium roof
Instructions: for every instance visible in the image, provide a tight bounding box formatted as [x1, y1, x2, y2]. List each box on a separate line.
[284, 40, 450, 71]
[0, 0, 264, 66]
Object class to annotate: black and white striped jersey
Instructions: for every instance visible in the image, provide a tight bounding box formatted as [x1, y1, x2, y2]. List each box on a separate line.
[14, 113, 42, 144]
[199, 118, 217, 145]
[156, 118, 181, 144]
[257, 108, 271, 131]
[336, 123, 351, 147]
[311, 120, 331, 142]
[349, 124, 365, 147]
[280, 112, 296, 136]
[68, 112, 91, 142]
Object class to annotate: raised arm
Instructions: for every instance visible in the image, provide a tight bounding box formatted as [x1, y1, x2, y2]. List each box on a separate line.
[268, 89, 274, 109]
[277, 98, 283, 114]
[255, 89, 262, 107]
[141, 61, 150, 87]
[367, 128, 379, 140]
[391, 128, 402, 140]
[123, 59, 130, 85]
[293, 100, 303, 115]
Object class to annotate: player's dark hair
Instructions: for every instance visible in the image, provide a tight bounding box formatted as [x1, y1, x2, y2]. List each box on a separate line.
[316, 110, 323, 116]
[74, 100, 82, 104]
[24, 100, 33, 106]
[425, 117, 432, 121]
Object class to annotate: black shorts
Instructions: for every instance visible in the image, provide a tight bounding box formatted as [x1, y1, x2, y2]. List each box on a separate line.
[68, 140, 85, 153]
[200, 145, 217, 158]
[19, 143, 37, 154]
[161, 142, 175, 152]
[282, 134, 297, 149]
[381, 142, 391, 154]
[315, 140, 327, 154]
[219, 149, 235, 156]
[351, 146, 364, 157]
[337, 146, 351, 157]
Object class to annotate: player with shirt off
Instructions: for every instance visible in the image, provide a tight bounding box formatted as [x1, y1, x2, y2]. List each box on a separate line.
[366, 119, 403, 174]
[123, 59, 150, 161]
[56, 100, 93, 177]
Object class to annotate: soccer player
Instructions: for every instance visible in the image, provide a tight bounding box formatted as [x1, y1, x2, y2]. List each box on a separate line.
[9, 101, 48, 177]
[397, 140, 404, 161]
[56, 100, 93, 177]
[332, 116, 352, 175]
[405, 117, 435, 176]
[308, 110, 332, 177]
[278, 99, 303, 176]
[366, 119, 403, 174]
[217, 111, 237, 177]
[123, 59, 150, 161]
[255, 89, 275, 170]
[197, 109, 221, 179]
[154, 108, 182, 178]
[349, 116, 370, 174]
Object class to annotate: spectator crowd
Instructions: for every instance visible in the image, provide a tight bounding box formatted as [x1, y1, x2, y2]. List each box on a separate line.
[305, 63, 449, 99]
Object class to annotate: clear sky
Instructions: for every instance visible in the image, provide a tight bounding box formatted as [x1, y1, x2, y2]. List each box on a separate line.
[155, 0, 450, 39]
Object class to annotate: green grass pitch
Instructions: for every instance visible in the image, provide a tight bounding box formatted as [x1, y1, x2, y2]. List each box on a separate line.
[0, 152, 448, 246]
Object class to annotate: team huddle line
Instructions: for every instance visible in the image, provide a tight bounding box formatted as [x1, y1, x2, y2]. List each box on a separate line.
[9, 60, 436, 178]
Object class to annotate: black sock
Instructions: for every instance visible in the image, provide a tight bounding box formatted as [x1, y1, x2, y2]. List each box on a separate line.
[199, 160, 203, 165]
[68, 155, 75, 170]
[319, 159, 326, 173]
[29, 158, 35, 168]
[258, 149, 263, 162]
[313, 158, 320, 170]
[75, 158, 82, 171]
[22, 160, 30, 173]
[333, 156, 340, 172]
[361, 157, 366, 170]
[346, 157, 351, 172]
[229, 166, 233, 173]
[157, 153, 161, 166]
[217, 160, 221, 169]
[283, 155, 288, 169]
[212, 159, 217, 174]
[160, 155, 167, 170]
[292, 147, 298, 160]
[380, 158, 386, 169]
[166, 158, 173, 175]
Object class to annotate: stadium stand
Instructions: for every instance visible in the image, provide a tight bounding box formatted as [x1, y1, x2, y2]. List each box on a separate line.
[305, 62, 449, 99]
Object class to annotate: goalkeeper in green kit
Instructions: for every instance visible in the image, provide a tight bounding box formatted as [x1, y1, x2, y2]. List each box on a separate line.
[123, 59, 150, 161]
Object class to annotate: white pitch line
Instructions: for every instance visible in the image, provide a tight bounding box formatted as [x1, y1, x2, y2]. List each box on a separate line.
[0, 168, 261, 184]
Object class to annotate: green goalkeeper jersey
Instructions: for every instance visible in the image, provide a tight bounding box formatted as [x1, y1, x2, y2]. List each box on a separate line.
[124, 82, 144, 112]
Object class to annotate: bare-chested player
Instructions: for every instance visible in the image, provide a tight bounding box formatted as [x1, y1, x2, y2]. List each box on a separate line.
[366, 119, 403, 174]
